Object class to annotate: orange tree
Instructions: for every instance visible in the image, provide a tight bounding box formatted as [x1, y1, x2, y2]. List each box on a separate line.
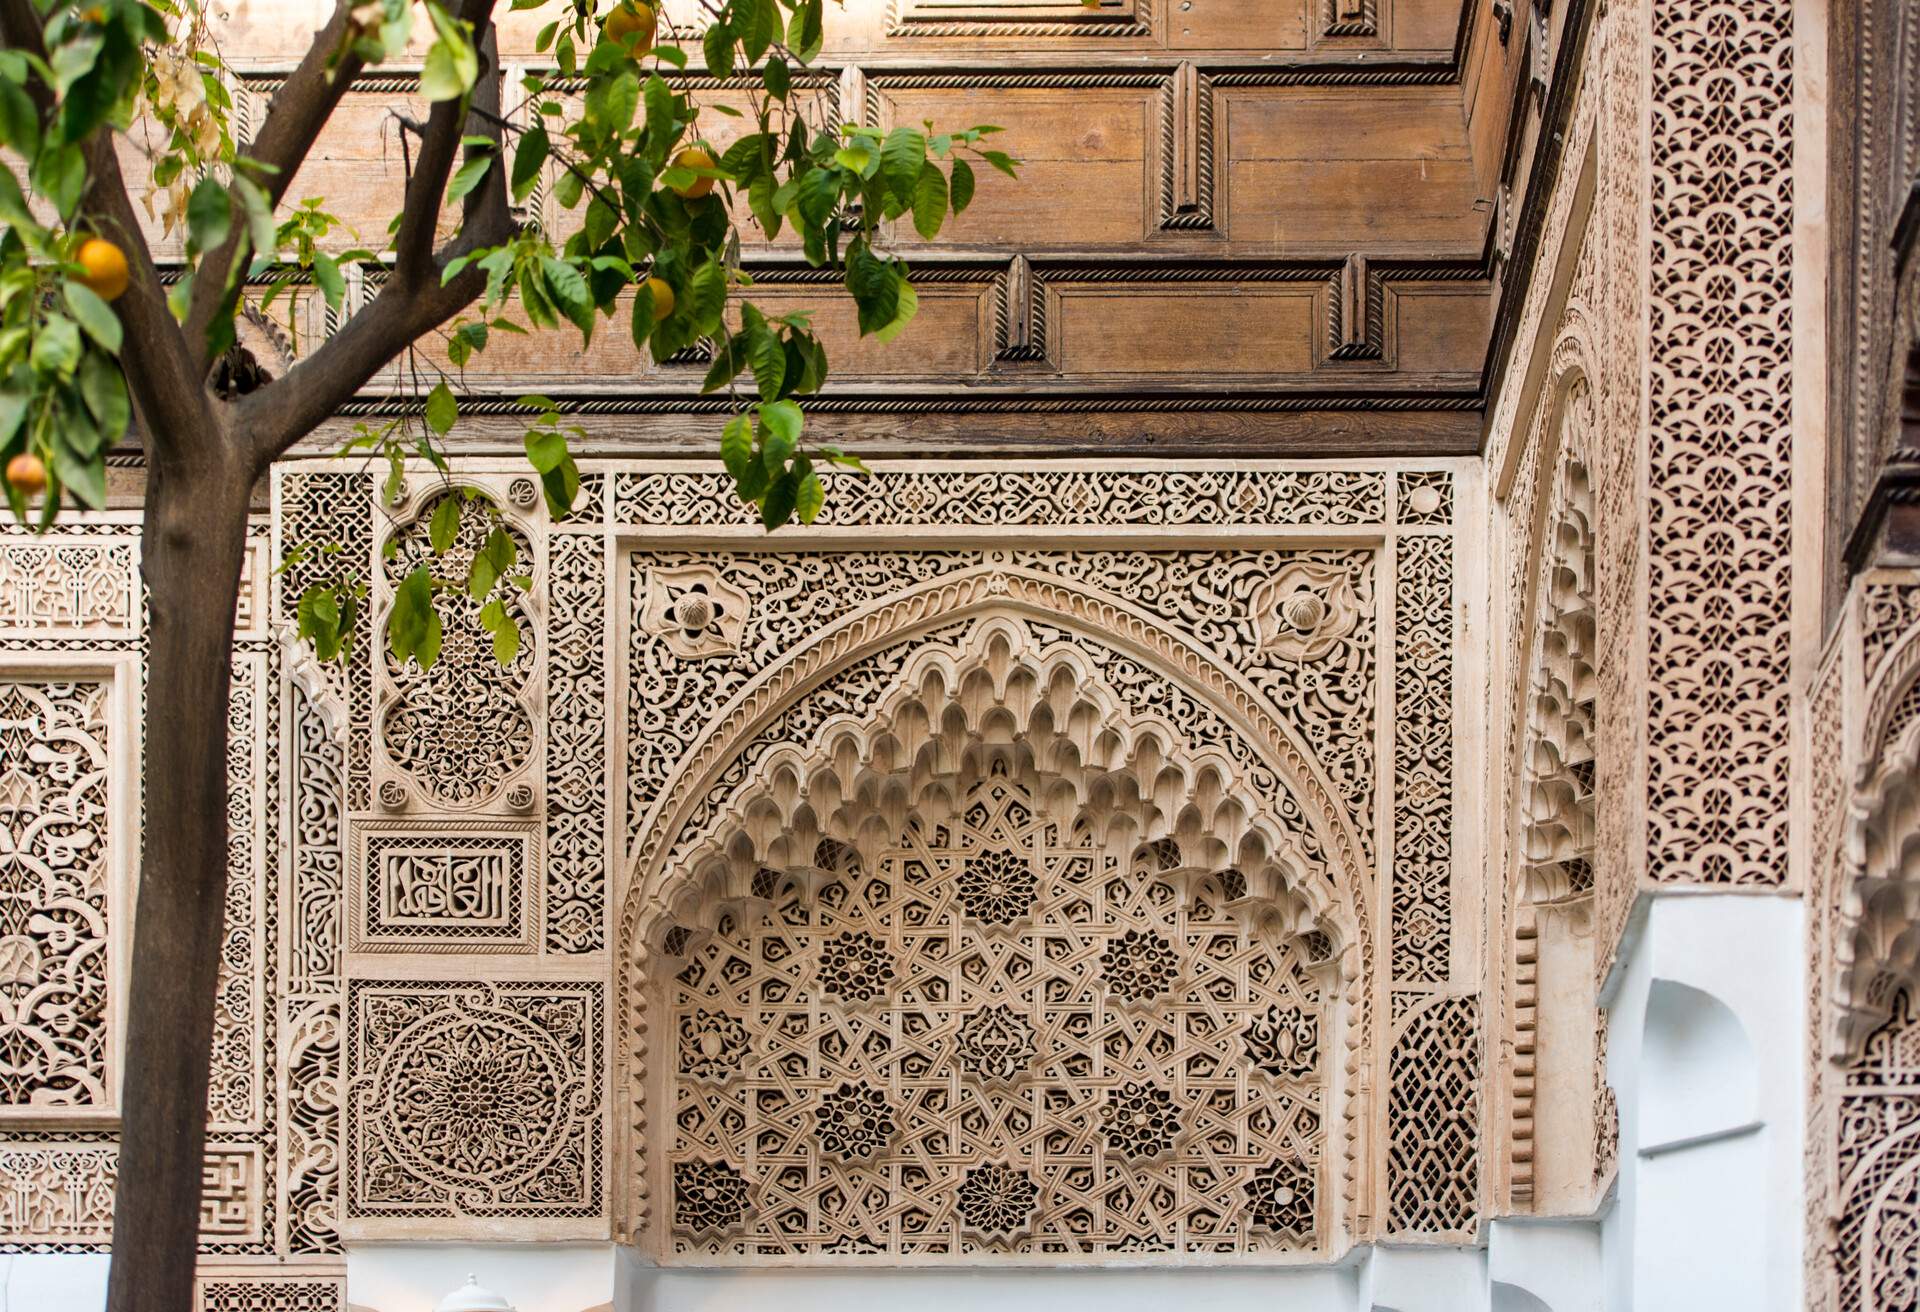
[0, 0, 1012, 1306]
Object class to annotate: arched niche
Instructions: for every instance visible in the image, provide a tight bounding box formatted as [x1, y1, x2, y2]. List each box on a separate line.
[617, 569, 1375, 1262]
[1839, 623, 1920, 1058]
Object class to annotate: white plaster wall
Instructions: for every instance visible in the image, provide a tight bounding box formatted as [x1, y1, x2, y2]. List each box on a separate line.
[1599, 893, 1805, 1312]
[347, 1244, 617, 1312]
[0, 1253, 109, 1312]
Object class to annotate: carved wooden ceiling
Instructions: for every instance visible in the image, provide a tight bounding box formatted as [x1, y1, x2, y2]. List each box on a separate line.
[166, 0, 1575, 455]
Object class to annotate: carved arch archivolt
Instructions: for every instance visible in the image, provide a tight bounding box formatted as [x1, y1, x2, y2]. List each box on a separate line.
[1837, 624, 1920, 1058]
[617, 564, 1378, 1259]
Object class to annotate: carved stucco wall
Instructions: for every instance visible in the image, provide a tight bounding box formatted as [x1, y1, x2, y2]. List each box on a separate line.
[610, 463, 1474, 1258]
[1807, 570, 1920, 1312]
[0, 461, 1479, 1296]
[1475, 0, 1798, 1225]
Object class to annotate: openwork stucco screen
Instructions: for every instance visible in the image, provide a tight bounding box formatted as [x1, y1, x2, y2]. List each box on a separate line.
[0, 461, 1475, 1271]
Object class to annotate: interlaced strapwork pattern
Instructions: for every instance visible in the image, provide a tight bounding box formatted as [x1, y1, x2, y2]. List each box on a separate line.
[546, 531, 607, 952]
[379, 493, 536, 809]
[1386, 995, 1480, 1233]
[663, 773, 1327, 1258]
[1644, 0, 1793, 887]
[0, 681, 110, 1109]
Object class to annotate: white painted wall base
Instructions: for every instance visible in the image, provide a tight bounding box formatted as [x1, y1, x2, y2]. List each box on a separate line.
[1599, 892, 1805, 1312]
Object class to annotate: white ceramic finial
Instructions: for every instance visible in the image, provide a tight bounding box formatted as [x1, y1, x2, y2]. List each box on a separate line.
[434, 1275, 517, 1312]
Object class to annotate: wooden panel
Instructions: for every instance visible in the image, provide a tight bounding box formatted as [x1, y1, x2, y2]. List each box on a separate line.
[1391, 285, 1492, 374]
[1222, 87, 1483, 252]
[874, 84, 1154, 246]
[1226, 158, 1484, 251]
[1169, 0, 1310, 50]
[1394, 0, 1465, 49]
[1052, 284, 1320, 374]
[418, 283, 991, 387]
[1228, 86, 1470, 162]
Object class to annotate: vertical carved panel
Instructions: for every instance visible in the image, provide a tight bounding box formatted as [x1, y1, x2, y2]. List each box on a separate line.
[547, 531, 608, 953]
[1386, 994, 1480, 1233]
[375, 491, 539, 813]
[1393, 532, 1454, 983]
[1643, 0, 1793, 887]
[0, 678, 116, 1113]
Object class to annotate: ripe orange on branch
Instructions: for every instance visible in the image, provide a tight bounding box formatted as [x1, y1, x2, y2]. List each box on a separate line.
[76, 238, 129, 302]
[602, 1, 657, 47]
[645, 275, 675, 321]
[671, 147, 717, 199]
[5, 453, 47, 497]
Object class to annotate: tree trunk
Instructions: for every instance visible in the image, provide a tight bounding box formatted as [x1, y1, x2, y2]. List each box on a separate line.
[106, 454, 256, 1312]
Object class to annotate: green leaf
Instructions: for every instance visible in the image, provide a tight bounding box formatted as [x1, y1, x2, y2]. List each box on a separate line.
[720, 410, 753, 482]
[759, 397, 803, 448]
[737, 0, 775, 61]
[795, 163, 841, 229]
[297, 585, 347, 661]
[479, 597, 521, 663]
[428, 489, 462, 551]
[62, 283, 121, 354]
[787, 0, 823, 61]
[0, 76, 37, 158]
[235, 176, 278, 264]
[446, 151, 494, 203]
[469, 525, 517, 600]
[388, 564, 437, 665]
[981, 149, 1019, 179]
[873, 277, 918, 345]
[511, 124, 549, 202]
[541, 257, 596, 335]
[844, 241, 900, 337]
[764, 55, 791, 101]
[52, 438, 105, 510]
[76, 350, 129, 441]
[834, 144, 877, 178]
[420, 2, 480, 101]
[525, 424, 568, 474]
[948, 156, 976, 214]
[311, 251, 346, 311]
[686, 259, 727, 335]
[912, 162, 948, 240]
[587, 67, 640, 131]
[425, 381, 458, 436]
[31, 144, 84, 221]
[879, 127, 927, 203]
[186, 178, 232, 256]
[701, 20, 735, 78]
[745, 321, 785, 401]
[760, 468, 797, 529]
[748, 171, 781, 239]
[30, 316, 81, 377]
[795, 467, 825, 524]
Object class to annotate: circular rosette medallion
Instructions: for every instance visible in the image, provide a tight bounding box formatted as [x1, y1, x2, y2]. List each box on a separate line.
[374, 1006, 569, 1195]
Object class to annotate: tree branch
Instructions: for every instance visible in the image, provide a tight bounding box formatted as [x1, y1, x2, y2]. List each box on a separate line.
[0, 0, 214, 461]
[183, 0, 366, 374]
[393, 0, 504, 284]
[237, 22, 514, 464]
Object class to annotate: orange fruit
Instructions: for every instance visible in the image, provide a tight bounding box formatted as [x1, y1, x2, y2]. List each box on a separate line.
[671, 146, 716, 200]
[645, 275, 675, 321]
[76, 238, 129, 302]
[6, 452, 46, 497]
[602, 1, 656, 48]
